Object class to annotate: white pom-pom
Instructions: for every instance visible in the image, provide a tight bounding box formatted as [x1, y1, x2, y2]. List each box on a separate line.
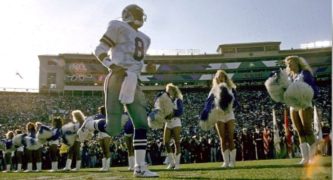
[199, 108, 224, 131]
[12, 134, 24, 147]
[148, 109, 165, 129]
[199, 83, 233, 131]
[61, 122, 78, 146]
[284, 81, 314, 110]
[25, 137, 42, 150]
[265, 69, 290, 102]
[147, 92, 174, 129]
[36, 127, 53, 144]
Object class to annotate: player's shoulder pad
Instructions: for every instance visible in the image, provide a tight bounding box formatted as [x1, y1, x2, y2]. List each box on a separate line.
[108, 20, 128, 29]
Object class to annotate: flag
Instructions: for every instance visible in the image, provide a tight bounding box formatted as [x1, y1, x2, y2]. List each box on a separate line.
[284, 108, 293, 158]
[284, 108, 292, 145]
[313, 105, 323, 141]
[272, 109, 281, 154]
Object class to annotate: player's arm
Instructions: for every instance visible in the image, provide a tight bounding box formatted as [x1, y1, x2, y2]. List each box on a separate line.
[94, 41, 113, 69]
[94, 21, 118, 68]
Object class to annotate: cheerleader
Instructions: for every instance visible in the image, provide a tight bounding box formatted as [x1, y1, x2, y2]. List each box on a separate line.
[25, 122, 42, 172]
[163, 83, 184, 170]
[63, 110, 85, 171]
[48, 116, 62, 172]
[13, 129, 24, 172]
[95, 106, 111, 171]
[284, 56, 319, 165]
[2, 131, 14, 173]
[200, 70, 239, 168]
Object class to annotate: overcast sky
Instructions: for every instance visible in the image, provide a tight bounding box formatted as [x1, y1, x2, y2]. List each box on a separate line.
[0, 0, 331, 89]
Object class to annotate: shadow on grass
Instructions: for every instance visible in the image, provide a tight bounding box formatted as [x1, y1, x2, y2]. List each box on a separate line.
[153, 162, 331, 172]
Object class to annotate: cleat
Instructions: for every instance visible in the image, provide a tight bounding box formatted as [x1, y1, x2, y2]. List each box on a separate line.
[221, 162, 228, 168]
[166, 164, 175, 169]
[70, 168, 78, 171]
[134, 165, 158, 177]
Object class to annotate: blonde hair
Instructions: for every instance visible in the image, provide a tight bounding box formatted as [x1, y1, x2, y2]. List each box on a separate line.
[284, 56, 313, 76]
[35, 121, 43, 128]
[6, 131, 14, 139]
[165, 83, 183, 100]
[26, 122, 36, 132]
[71, 110, 85, 125]
[212, 70, 236, 89]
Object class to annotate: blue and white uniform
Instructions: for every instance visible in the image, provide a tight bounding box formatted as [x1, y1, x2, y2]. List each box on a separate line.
[287, 70, 318, 110]
[94, 114, 110, 139]
[289, 70, 319, 97]
[200, 86, 239, 123]
[165, 98, 184, 128]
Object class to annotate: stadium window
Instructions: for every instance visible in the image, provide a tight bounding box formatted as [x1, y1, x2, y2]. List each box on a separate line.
[50, 84, 56, 89]
[47, 73, 56, 87]
[237, 46, 264, 53]
[265, 46, 279, 51]
[47, 60, 57, 66]
[222, 47, 236, 54]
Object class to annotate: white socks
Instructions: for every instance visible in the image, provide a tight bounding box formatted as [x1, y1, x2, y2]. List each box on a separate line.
[128, 156, 134, 170]
[299, 143, 309, 165]
[229, 149, 236, 168]
[221, 149, 230, 168]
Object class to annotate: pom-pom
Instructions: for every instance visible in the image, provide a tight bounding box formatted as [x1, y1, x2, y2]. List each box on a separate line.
[200, 109, 225, 131]
[199, 83, 234, 131]
[147, 92, 173, 129]
[284, 81, 314, 110]
[36, 125, 53, 144]
[265, 69, 290, 102]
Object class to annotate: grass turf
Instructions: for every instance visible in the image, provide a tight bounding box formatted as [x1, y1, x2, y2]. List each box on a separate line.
[1, 156, 331, 179]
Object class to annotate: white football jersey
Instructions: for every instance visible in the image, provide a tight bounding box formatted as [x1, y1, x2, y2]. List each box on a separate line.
[101, 20, 150, 75]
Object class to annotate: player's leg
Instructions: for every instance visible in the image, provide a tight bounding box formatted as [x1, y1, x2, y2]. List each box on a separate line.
[63, 146, 73, 171]
[24, 149, 33, 172]
[126, 86, 158, 177]
[299, 107, 316, 162]
[172, 126, 182, 169]
[14, 150, 23, 172]
[48, 144, 59, 172]
[124, 135, 134, 170]
[290, 108, 308, 164]
[226, 120, 236, 167]
[70, 141, 81, 171]
[299, 107, 315, 146]
[216, 121, 229, 168]
[104, 71, 125, 136]
[163, 126, 174, 169]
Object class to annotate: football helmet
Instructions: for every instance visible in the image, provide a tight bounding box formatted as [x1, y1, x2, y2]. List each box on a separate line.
[122, 4, 146, 28]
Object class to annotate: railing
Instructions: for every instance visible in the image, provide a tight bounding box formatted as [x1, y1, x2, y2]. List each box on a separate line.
[0, 87, 39, 93]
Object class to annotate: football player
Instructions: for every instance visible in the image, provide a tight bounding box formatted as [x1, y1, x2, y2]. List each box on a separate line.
[93, 4, 157, 177]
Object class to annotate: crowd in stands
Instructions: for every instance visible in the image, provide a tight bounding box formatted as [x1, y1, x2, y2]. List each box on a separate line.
[0, 83, 331, 171]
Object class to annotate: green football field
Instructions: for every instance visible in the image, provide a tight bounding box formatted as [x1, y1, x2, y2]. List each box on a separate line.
[1, 156, 331, 179]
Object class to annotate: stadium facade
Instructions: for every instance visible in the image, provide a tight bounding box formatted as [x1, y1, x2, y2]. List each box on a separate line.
[38, 42, 331, 93]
